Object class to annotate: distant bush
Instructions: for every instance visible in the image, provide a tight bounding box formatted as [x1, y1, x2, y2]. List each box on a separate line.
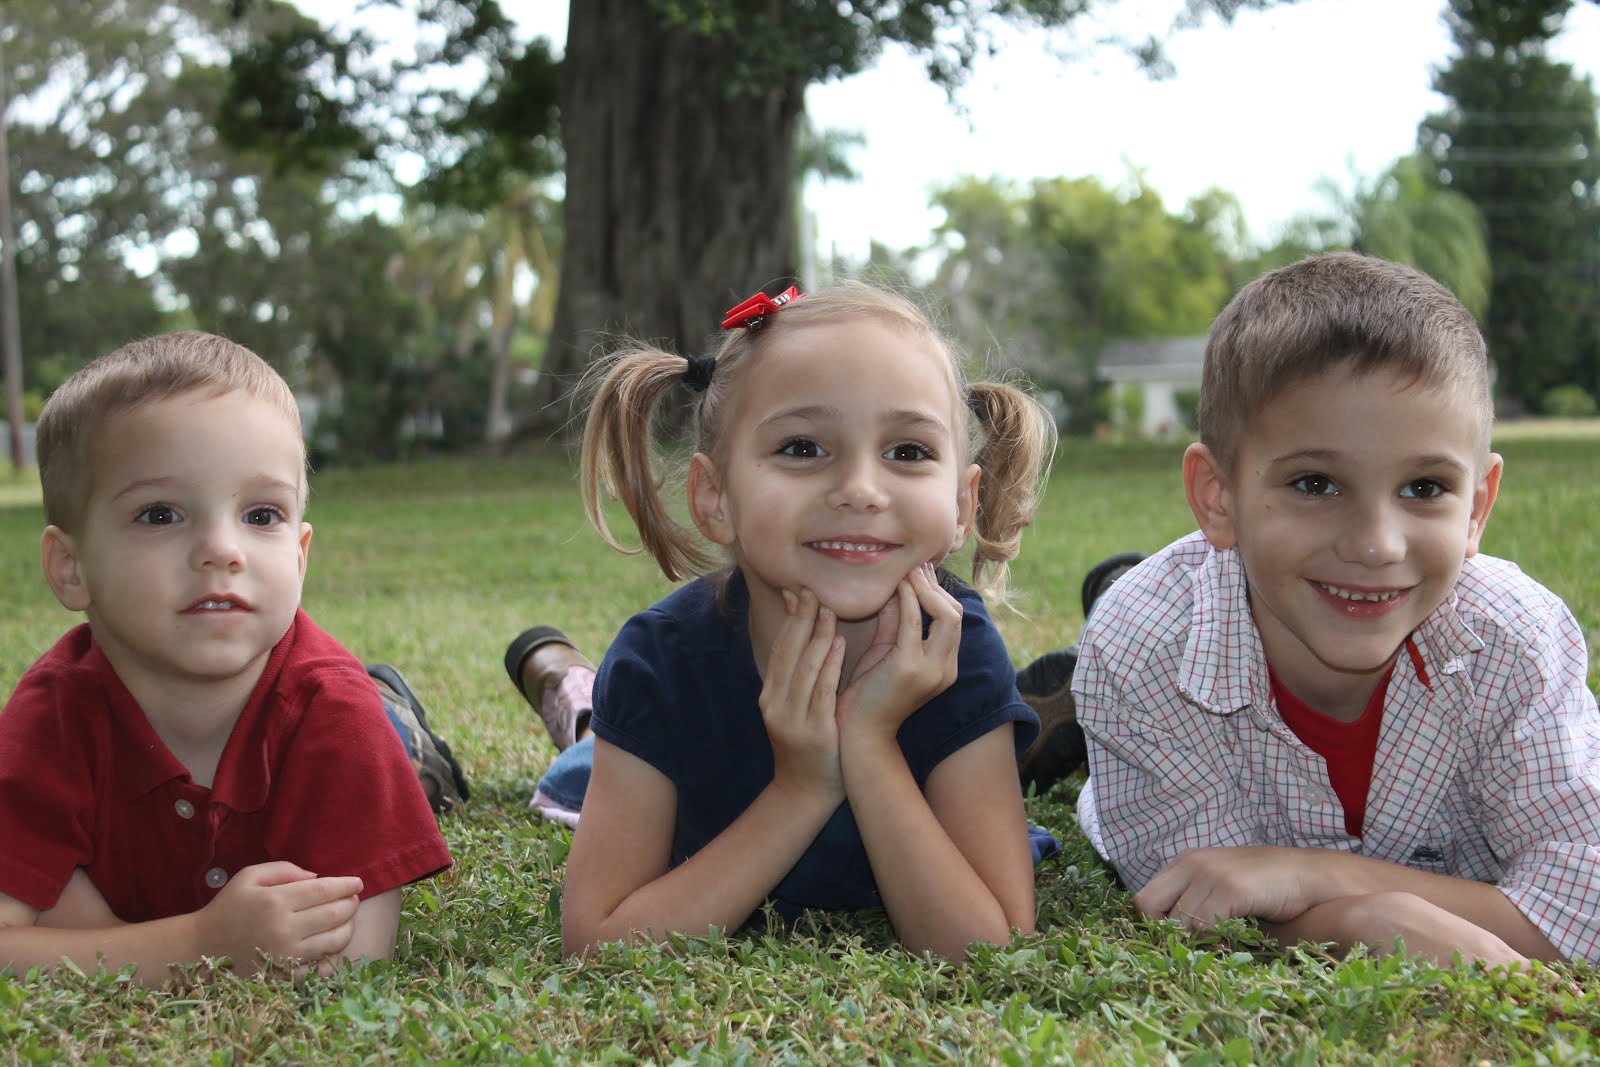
[1174, 388, 1200, 432]
[1542, 384, 1598, 418]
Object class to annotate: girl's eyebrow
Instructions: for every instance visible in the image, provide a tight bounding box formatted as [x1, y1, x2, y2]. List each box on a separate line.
[759, 405, 949, 434]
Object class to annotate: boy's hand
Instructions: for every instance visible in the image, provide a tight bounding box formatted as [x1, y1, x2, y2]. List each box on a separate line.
[837, 563, 962, 739]
[759, 588, 846, 802]
[193, 861, 363, 971]
[1136, 846, 1320, 928]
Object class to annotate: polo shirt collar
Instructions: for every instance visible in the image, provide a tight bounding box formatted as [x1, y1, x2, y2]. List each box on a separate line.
[98, 612, 302, 812]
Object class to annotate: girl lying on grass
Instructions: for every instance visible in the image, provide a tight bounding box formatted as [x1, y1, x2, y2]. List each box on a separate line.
[509, 282, 1059, 960]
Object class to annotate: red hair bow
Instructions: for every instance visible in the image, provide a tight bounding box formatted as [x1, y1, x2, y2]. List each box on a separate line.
[721, 286, 803, 331]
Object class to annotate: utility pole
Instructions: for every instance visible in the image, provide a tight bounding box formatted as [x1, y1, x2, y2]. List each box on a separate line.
[0, 34, 25, 473]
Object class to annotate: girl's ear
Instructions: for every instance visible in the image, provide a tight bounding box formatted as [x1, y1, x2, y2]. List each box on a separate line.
[1464, 453, 1503, 558]
[951, 462, 981, 553]
[687, 453, 735, 546]
[1183, 443, 1238, 550]
[41, 526, 91, 612]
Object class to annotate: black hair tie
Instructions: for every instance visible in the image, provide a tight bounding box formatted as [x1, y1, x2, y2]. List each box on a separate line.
[682, 355, 716, 393]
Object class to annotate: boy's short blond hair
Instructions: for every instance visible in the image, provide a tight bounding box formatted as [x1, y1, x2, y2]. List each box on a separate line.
[36, 331, 306, 530]
[1199, 253, 1493, 471]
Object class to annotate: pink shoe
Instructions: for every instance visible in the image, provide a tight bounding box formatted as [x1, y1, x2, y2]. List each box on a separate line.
[504, 627, 596, 751]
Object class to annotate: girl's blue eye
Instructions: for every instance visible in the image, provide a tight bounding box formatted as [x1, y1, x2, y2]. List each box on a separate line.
[885, 442, 932, 462]
[777, 438, 823, 459]
[1400, 479, 1447, 500]
[135, 505, 180, 525]
[1289, 474, 1337, 496]
[244, 507, 285, 527]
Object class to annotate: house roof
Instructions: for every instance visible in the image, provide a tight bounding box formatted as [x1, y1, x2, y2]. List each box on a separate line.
[1099, 336, 1208, 382]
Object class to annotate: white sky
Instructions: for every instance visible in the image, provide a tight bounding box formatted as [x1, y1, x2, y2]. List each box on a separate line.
[348, 1, 1600, 259]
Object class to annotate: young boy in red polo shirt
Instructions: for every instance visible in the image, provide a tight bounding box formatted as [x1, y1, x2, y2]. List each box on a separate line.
[0, 332, 453, 983]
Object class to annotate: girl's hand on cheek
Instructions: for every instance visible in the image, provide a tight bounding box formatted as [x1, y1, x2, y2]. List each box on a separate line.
[837, 563, 962, 739]
[758, 588, 846, 802]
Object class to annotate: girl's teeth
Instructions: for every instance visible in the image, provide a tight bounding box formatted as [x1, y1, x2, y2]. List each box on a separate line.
[814, 541, 879, 551]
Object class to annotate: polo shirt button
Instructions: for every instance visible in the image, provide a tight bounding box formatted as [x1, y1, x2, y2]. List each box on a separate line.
[205, 867, 228, 889]
[174, 799, 195, 819]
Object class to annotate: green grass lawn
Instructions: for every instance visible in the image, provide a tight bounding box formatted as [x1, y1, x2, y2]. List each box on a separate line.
[1, 438, 1597, 1064]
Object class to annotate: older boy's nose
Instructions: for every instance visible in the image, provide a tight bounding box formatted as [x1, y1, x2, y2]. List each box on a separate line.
[1336, 502, 1406, 565]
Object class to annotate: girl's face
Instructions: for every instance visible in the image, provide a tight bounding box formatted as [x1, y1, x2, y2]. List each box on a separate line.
[691, 317, 980, 626]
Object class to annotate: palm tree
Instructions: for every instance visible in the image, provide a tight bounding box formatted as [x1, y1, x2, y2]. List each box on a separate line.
[1318, 155, 1491, 319]
[401, 181, 561, 445]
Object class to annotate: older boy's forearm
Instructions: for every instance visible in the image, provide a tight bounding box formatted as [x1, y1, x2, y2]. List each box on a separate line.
[1307, 851, 1562, 959]
[0, 913, 204, 987]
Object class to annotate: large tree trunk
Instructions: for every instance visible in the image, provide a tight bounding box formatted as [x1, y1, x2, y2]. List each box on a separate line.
[522, 0, 804, 441]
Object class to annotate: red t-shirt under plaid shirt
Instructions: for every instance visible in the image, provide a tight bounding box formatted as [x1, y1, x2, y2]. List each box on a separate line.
[1270, 658, 1399, 838]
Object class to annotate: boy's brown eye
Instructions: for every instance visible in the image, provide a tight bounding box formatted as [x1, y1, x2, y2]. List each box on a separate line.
[1289, 474, 1336, 496]
[135, 505, 179, 525]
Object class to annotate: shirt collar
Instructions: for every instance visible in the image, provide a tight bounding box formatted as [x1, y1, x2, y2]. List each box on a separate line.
[1176, 546, 1481, 715]
[101, 611, 302, 812]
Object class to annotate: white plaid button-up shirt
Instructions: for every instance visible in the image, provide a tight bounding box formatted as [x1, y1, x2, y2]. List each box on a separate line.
[1075, 532, 1600, 961]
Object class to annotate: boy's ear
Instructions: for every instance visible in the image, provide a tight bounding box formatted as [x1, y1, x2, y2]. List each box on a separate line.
[1464, 453, 1503, 558]
[687, 453, 734, 546]
[41, 526, 91, 612]
[951, 462, 981, 554]
[1183, 443, 1238, 550]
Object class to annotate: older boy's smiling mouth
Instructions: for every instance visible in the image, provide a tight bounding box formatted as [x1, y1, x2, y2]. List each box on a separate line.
[1312, 580, 1407, 603]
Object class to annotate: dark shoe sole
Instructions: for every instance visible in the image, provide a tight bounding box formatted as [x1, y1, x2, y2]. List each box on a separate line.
[1082, 552, 1147, 619]
[368, 662, 470, 812]
[504, 626, 575, 702]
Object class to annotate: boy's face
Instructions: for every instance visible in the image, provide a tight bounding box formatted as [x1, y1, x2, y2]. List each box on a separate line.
[1184, 365, 1500, 713]
[42, 390, 311, 705]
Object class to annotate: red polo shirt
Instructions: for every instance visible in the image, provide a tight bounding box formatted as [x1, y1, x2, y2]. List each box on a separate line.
[0, 610, 451, 919]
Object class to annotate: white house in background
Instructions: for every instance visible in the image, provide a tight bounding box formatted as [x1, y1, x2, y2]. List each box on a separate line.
[1098, 336, 1207, 439]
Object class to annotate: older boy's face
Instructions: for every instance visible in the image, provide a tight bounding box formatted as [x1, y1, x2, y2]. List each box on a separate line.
[1206, 366, 1500, 715]
[46, 390, 311, 708]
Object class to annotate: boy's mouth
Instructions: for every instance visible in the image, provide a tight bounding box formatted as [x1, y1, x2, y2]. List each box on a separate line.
[1313, 581, 1404, 603]
[185, 595, 250, 613]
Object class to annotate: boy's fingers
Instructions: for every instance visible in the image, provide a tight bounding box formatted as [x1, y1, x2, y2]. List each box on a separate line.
[291, 894, 362, 939]
[277, 875, 365, 912]
[241, 860, 319, 888]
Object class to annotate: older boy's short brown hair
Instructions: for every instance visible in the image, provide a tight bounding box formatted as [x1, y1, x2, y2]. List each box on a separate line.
[36, 331, 305, 530]
[1198, 253, 1492, 471]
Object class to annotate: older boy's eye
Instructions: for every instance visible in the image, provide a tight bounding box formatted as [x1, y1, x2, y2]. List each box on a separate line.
[1289, 474, 1337, 496]
[244, 506, 285, 527]
[776, 438, 824, 459]
[135, 505, 180, 526]
[884, 442, 933, 462]
[1400, 479, 1447, 500]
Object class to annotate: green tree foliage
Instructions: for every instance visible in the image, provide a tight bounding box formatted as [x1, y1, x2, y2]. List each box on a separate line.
[1313, 155, 1491, 318]
[927, 173, 1237, 410]
[1419, 0, 1600, 411]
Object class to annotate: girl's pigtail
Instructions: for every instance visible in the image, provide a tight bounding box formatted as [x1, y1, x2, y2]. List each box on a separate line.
[579, 348, 718, 581]
[966, 381, 1058, 601]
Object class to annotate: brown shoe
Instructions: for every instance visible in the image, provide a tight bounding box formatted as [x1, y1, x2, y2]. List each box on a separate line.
[504, 627, 596, 751]
[1015, 646, 1085, 793]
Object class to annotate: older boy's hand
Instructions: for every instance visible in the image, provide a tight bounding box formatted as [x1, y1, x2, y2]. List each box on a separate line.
[837, 564, 962, 739]
[1136, 846, 1321, 928]
[194, 861, 363, 972]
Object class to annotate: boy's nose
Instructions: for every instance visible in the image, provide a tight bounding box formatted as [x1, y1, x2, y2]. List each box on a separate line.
[1335, 502, 1406, 566]
[190, 517, 245, 571]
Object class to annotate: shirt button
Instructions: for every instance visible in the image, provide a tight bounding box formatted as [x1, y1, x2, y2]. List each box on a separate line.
[205, 867, 228, 889]
[174, 799, 195, 819]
